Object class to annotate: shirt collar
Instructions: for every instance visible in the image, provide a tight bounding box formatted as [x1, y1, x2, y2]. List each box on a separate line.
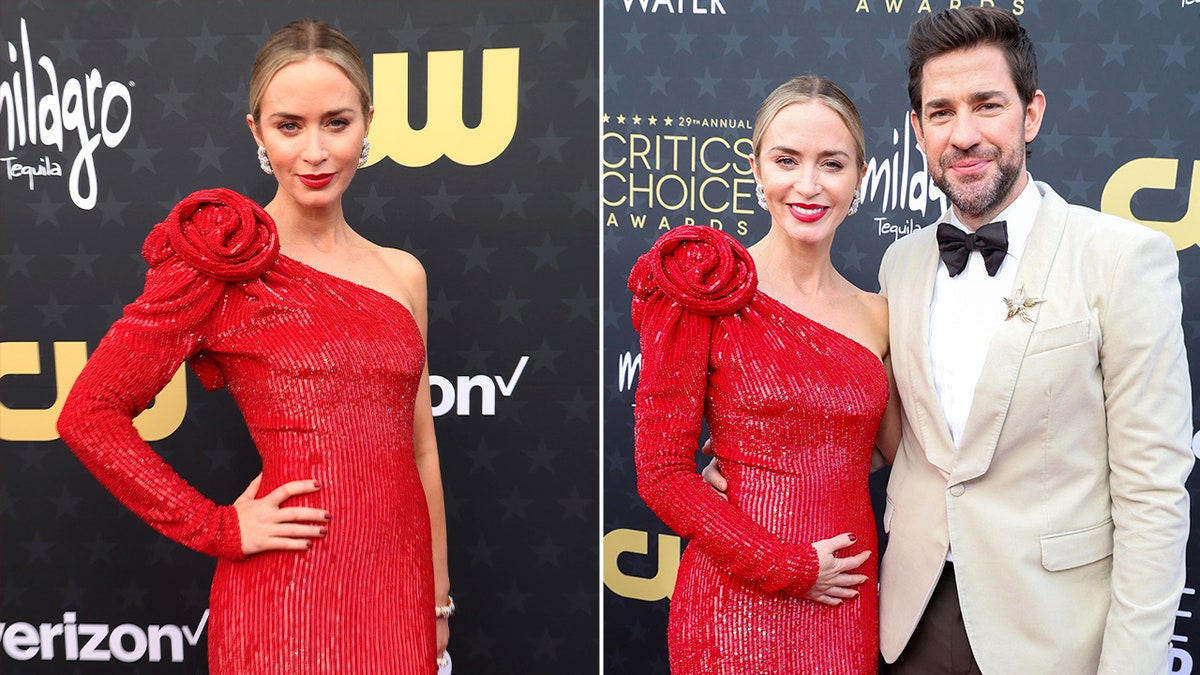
[945, 174, 1042, 261]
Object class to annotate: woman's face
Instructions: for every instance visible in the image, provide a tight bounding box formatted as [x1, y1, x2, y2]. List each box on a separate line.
[750, 101, 865, 245]
[248, 56, 371, 214]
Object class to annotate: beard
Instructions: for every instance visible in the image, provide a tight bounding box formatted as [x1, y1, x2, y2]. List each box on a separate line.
[930, 144, 1024, 219]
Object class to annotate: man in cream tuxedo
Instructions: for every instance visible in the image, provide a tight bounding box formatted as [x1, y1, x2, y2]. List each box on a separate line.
[879, 8, 1193, 674]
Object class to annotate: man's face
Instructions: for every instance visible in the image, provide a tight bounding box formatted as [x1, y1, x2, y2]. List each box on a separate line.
[911, 45, 1045, 228]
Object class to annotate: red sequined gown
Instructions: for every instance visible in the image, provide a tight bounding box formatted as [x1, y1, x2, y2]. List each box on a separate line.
[57, 189, 435, 674]
[629, 226, 886, 674]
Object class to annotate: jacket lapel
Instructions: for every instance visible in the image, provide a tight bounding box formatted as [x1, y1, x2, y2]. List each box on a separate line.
[950, 183, 1068, 483]
[895, 222, 958, 474]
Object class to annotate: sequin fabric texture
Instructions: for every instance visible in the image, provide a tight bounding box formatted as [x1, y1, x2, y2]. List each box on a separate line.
[629, 225, 887, 674]
[57, 189, 436, 674]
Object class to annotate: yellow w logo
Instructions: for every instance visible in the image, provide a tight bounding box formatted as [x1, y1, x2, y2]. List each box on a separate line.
[368, 48, 520, 167]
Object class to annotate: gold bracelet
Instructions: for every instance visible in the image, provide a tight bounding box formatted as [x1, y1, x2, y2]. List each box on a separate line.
[435, 595, 455, 619]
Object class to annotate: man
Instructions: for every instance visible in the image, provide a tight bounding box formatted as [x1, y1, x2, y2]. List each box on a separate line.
[704, 7, 1192, 673]
[878, 8, 1191, 674]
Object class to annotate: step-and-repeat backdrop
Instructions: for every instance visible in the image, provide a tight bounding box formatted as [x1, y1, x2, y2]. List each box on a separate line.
[0, 1, 598, 672]
[603, 1, 1199, 673]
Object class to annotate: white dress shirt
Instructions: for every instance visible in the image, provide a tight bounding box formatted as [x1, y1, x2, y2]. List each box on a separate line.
[928, 177, 1042, 448]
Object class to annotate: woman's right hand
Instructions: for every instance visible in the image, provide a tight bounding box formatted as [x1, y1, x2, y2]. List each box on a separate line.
[804, 533, 870, 606]
[233, 474, 330, 556]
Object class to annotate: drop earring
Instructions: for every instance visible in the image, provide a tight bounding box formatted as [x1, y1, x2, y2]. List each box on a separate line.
[847, 188, 862, 216]
[358, 138, 370, 168]
[755, 183, 767, 210]
[257, 146, 273, 175]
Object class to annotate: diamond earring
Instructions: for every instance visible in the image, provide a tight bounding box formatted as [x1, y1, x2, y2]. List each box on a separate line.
[847, 188, 862, 216]
[755, 183, 767, 210]
[257, 146, 273, 175]
[358, 138, 370, 168]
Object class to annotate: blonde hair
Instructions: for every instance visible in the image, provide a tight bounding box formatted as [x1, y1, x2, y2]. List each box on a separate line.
[751, 75, 866, 168]
[248, 19, 371, 123]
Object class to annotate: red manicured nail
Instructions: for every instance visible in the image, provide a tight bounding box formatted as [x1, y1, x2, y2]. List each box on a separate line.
[848, 533, 857, 542]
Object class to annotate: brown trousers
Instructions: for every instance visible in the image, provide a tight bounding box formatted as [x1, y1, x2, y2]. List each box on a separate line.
[884, 563, 983, 675]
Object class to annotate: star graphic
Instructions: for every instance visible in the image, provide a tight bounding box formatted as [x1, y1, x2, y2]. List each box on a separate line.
[693, 68, 720, 98]
[50, 25, 86, 65]
[621, 23, 647, 53]
[532, 536, 566, 567]
[187, 21, 224, 63]
[493, 288, 530, 323]
[604, 64, 624, 95]
[388, 15, 427, 50]
[1161, 35, 1192, 68]
[458, 340, 493, 371]
[223, 77, 250, 117]
[529, 233, 567, 270]
[155, 80, 191, 119]
[524, 440, 562, 472]
[3, 243, 34, 278]
[459, 236, 496, 272]
[466, 438, 501, 472]
[1039, 31, 1072, 66]
[498, 487, 534, 520]
[466, 533, 498, 567]
[191, 134, 228, 172]
[1035, 124, 1070, 157]
[720, 25, 748, 56]
[744, 69, 772, 100]
[531, 123, 569, 163]
[495, 181, 534, 219]
[1088, 126, 1120, 159]
[670, 25, 697, 54]
[354, 184, 392, 222]
[463, 12, 500, 50]
[66, 242, 99, 277]
[531, 628, 564, 660]
[28, 192, 64, 227]
[570, 65, 598, 104]
[845, 71, 878, 104]
[772, 26, 799, 57]
[423, 182, 462, 221]
[428, 287, 461, 325]
[824, 27, 851, 58]
[536, 9, 573, 50]
[36, 292, 69, 327]
[557, 487, 595, 521]
[565, 178, 597, 216]
[1123, 82, 1156, 115]
[118, 25, 155, 64]
[878, 28, 905, 62]
[1063, 79, 1098, 112]
[96, 190, 131, 227]
[1149, 130, 1183, 156]
[645, 67, 671, 97]
[1099, 33, 1132, 66]
[123, 136, 161, 174]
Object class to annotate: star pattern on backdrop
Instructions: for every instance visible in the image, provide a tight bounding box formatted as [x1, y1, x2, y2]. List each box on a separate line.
[3, 4, 597, 673]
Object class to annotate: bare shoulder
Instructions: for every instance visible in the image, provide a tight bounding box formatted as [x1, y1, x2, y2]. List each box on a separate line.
[850, 285, 890, 359]
[373, 245, 427, 288]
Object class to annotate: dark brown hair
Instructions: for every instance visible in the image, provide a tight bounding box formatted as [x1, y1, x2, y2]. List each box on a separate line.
[906, 7, 1038, 114]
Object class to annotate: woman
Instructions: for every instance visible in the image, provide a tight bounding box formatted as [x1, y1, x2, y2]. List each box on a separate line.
[56, 20, 451, 674]
[628, 75, 899, 673]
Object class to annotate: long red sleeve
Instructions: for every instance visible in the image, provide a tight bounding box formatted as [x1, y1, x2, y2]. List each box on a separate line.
[629, 226, 819, 596]
[56, 189, 278, 560]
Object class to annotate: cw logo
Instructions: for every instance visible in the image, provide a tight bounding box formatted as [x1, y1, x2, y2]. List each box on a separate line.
[366, 48, 520, 168]
[1101, 158, 1200, 250]
[0, 342, 185, 442]
[603, 528, 681, 601]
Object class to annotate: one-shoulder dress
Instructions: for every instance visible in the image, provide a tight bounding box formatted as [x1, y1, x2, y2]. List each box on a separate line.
[629, 225, 887, 674]
[57, 189, 435, 674]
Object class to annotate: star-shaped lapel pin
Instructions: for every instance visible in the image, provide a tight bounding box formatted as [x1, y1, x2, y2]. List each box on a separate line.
[1003, 285, 1045, 323]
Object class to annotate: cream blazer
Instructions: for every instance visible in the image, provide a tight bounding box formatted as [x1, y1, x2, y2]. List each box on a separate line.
[877, 182, 1193, 674]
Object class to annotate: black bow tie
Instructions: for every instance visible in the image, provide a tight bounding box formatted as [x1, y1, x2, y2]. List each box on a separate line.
[937, 220, 1009, 277]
